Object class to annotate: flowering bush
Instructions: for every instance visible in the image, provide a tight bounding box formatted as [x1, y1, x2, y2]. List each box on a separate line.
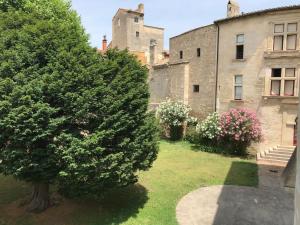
[196, 112, 221, 141]
[187, 116, 198, 127]
[156, 99, 191, 140]
[189, 109, 262, 155]
[219, 108, 262, 154]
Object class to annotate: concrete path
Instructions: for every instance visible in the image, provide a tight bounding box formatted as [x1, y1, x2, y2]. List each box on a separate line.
[176, 164, 294, 225]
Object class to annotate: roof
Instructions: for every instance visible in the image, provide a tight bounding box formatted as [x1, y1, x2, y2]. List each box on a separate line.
[215, 4, 300, 23]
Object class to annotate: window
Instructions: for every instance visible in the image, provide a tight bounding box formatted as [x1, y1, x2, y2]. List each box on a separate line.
[197, 48, 201, 57]
[273, 23, 298, 51]
[193, 85, 200, 93]
[274, 24, 284, 33]
[118, 18, 121, 27]
[180, 51, 183, 59]
[134, 17, 139, 23]
[136, 31, 140, 38]
[269, 68, 297, 96]
[288, 23, 297, 32]
[274, 36, 284, 50]
[236, 34, 244, 59]
[287, 34, 297, 50]
[234, 75, 243, 100]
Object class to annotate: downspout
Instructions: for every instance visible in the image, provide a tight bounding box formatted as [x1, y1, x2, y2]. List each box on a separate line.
[214, 23, 220, 112]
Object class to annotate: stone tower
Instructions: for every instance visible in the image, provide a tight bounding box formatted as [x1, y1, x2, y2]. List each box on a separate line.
[111, 4, 165, 65]
[227, 0, 240, 18]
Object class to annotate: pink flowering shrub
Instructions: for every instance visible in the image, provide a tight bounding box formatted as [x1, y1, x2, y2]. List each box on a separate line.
[219, 108, 262, 155]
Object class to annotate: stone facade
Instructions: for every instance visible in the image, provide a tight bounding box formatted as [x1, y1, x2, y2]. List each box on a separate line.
[150, 25, 217, 119]
[216, 7, 300, 152]
[111, 4, 165, 65]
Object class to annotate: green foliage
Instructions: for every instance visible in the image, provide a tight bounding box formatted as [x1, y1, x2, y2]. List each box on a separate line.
[0, 0, 158, 197]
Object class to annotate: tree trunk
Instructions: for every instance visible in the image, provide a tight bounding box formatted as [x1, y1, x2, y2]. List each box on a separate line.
[27, 183, 50, 213]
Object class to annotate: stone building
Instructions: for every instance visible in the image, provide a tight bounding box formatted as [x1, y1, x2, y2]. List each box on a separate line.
[110, 2, 300, 155]
[150, 25, 217, 118]
[215, 3, 300, 154]
[111, 4, 165, 65]
[150, 1, 300, 156]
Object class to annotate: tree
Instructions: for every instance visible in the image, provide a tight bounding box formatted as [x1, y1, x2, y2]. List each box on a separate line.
[0, 0, 158, 212]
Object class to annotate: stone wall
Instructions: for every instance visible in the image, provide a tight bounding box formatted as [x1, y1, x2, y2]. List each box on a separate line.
[149, 62, 189, 105]
[149, 25, 217, 120]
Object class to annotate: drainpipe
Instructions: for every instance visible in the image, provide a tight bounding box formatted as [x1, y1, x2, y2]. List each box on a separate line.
[214, 23, 220, 112]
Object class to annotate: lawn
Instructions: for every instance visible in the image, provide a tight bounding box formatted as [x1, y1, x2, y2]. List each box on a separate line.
[0, 141, 258, 225]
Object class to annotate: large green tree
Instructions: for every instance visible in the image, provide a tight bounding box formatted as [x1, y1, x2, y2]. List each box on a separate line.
[0, 0, 158, 212]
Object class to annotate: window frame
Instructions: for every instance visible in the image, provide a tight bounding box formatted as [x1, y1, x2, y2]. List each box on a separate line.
[269, 68, 297, 97]
[234, 75, 243, 100]
[134, 17, 139, 23]
[236, 34, 245, 59]
[273, 22, 298, 51]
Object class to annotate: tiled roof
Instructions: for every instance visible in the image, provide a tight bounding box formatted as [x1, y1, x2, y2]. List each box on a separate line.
[215, 5, 300, 23]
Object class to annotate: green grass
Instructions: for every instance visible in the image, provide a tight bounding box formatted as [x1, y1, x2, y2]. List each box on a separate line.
[0, 141, 258, 225]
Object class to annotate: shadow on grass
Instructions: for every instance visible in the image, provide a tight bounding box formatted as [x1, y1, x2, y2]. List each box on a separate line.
[72, 183, 149, 225]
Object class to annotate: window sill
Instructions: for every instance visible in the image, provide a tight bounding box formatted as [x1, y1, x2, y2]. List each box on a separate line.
[262, 95, 298, 99]
[231, 100, 244, 103]
[262, 96, 299, 105]
[232, 58, 246, 62]
[264, 50, 300, 58]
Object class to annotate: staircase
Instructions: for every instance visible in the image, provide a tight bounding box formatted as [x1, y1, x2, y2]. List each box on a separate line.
[257, 145, 296, 166]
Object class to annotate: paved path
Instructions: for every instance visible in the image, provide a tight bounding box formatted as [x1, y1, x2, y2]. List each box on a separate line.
[176, 164, 294, 225]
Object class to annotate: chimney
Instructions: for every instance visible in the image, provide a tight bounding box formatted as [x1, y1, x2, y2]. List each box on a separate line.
[227, 0, 240, 18]
[102, 35, 107, 51]
[137, 3, 144, 13]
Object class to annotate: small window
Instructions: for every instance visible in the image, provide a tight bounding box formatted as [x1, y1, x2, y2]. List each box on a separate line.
[234, 75, 243, 100]
[274, 24, 284, 33]
[236, 34, 244, 59]
[197, 48, 201, 57]
[136, 31, 140, 37]
[272, 68, 282, 77]
[134, 17, 139, 23]
[193, 85, 200, 93]
[236, 45, 244, 59]
[287, 34, 297, 50]
[273, 35, 284, 51]
[180, 51, 183, 59]
[288, 23, 297, 33]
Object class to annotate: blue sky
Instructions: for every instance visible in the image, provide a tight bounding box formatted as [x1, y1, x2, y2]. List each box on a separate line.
[71, 0, 300, 49]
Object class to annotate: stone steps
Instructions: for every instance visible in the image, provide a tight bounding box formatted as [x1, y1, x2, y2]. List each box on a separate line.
[257, 145, 296, 166]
